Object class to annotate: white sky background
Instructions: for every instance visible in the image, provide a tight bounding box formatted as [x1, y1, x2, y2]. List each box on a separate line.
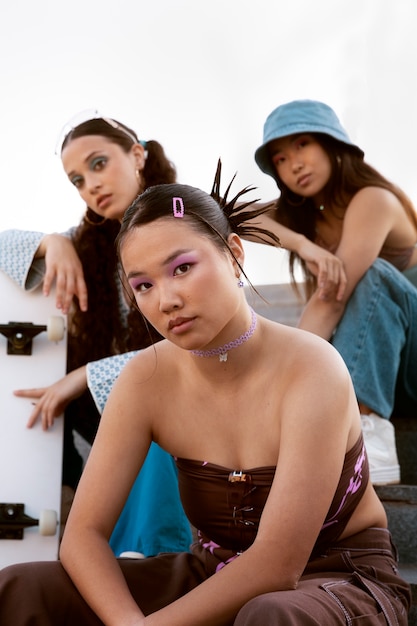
[0, 0, 416, 284]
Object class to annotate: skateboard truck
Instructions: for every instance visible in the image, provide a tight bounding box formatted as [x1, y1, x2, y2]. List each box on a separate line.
[0, 317, 65, 355]
[0, 503, 57, 539]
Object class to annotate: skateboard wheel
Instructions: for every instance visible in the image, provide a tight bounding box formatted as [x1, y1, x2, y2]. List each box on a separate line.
[46, 316, 65, 342]
[39, 509, 57, 536]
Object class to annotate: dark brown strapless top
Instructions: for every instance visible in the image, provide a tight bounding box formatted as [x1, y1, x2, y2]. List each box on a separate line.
[176, 433, 369, 565]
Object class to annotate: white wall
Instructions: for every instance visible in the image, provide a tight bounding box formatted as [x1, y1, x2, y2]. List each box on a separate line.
[1, 0, 416, 284]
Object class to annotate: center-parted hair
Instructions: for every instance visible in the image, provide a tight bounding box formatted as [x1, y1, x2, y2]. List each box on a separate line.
[272, 133, 417, 296]
[64, 117, 176, 395]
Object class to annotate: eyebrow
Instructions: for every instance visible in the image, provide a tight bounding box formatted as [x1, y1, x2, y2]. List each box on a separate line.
[269, 140, 287, 154]
[270, 145, 284, 156]
[126, 248, 193, 280]
[271, 133, 306, 154]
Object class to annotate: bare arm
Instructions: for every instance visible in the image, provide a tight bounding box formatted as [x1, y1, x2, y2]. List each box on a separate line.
[14, 366, 88, 430]
[244, 205, 347, 301]
[60, 356, 154, 626]
[298, 187, 403, 339]
[36, 233, 88, 313]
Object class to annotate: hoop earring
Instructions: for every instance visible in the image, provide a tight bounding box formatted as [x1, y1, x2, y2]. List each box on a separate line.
[84, 207, 106, 226]
[287, 194, 306, 207]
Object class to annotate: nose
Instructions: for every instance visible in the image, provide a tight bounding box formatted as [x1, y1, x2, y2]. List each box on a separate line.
[291, 155, 303, 173]
[85, 173, 102, 195]
[158, 281, 183, 313]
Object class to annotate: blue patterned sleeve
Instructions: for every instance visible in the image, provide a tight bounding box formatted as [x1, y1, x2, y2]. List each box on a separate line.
[0, 228, 77, 291]
[86, 351, 139, 414]
[0, 230, 46, 290]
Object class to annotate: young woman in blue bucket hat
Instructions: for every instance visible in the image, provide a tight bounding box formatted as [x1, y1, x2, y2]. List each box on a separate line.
[254, 99, 417, 486]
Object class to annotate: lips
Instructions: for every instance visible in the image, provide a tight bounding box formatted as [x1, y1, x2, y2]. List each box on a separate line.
[168, 317, 191, 330]
[96, 194, 112, 210]
[168, 317, 195, 334]
[297, 173, 311, 188]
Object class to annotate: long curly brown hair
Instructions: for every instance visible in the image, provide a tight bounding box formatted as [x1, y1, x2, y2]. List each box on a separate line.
[272, 133, 417, 297]
[59, 119, 176, 448]
[62, 119, 177, 374]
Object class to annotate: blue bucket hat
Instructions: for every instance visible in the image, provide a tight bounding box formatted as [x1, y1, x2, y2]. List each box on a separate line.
[254, 99, 364, 178]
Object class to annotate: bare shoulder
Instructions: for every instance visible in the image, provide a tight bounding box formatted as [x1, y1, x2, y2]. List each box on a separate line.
[349, 186, 403, 213]
[346, 187, 415, 243]
[261, 317, 351, 383]
[260, 318, 357, 438]
[100, 340, 180, 435]
[112, 340, 174, 392]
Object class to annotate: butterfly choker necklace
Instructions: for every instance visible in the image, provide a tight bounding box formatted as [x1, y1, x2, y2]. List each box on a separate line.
[191, 308, 257, 362]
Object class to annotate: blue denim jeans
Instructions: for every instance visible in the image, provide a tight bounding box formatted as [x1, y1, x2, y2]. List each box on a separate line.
[331, 259, 417, 419]
[403, 262, 417, 288]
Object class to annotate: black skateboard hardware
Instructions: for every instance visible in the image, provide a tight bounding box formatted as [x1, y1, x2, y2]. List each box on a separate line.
[0, 322, 48, 355]
[0, 503, 40, 539]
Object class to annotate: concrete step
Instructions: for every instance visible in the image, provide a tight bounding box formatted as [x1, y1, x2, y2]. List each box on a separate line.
[392, 417, 417, 485]
[375, 485, 417, 625]
[374, 485, 417, 563]
[244, 283, 304, 327]
[399, 565, 417, 626]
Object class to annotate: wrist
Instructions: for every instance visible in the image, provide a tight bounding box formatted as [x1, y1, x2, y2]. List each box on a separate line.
[68, 366, 88, 396]
[35, 234, 51, 258]
[77, 366, 88, 392]
[292, 232, 307, 256]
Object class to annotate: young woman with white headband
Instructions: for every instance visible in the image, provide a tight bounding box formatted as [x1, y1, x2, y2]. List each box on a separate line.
[0, 112, 192, 557]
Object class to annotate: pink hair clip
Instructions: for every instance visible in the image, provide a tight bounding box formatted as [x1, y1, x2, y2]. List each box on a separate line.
[172, 197, 184, 218]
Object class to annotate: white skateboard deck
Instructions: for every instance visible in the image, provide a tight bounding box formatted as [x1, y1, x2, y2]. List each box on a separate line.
[0, 271, 67, 568]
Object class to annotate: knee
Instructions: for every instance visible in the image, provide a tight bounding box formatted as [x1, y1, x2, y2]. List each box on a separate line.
[0, 562, 57, 624]
[361, 259, 410, 295]
[0, 560, 100, 625]
[234, 591, 322, 626]
[0, 560, 68, 598]
[0, 561, 40, 587]
[234, 593, 289, 625]
[355, 260, 384, 295]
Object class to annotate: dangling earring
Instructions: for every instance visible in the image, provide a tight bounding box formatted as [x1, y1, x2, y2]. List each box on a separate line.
[237, 277, 244, 288]
[336, 155, 342, 166]
[135, 168, 145, 194]
[84, 207, 106, 226]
